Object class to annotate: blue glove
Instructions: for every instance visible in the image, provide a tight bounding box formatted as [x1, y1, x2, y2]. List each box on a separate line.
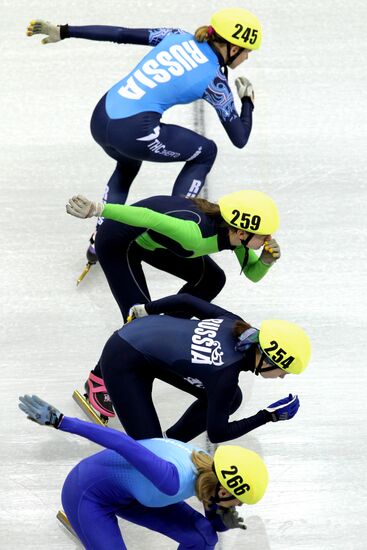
[265, 394, 299, 422]
[18, 395, 63, 428]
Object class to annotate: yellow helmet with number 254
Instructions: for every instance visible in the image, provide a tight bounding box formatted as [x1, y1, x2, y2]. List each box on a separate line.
[210, 8, 262, 50]
[218, 190, 280, 235]
[213, 446, 268, 505]
[259, 320, 312, 374]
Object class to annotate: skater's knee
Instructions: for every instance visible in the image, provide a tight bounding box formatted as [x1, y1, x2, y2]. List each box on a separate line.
[206, 265, 226, 297]
[205, 139, 217, 164]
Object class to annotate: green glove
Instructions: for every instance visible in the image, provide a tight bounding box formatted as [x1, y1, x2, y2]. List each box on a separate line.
[217, 507, 247, 530]
[27, 20, 61, 44]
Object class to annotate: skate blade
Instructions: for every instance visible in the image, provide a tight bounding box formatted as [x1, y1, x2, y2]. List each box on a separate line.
[76, 262, 93, 286]
[72, 390, 108, 426]
[56, 510, 78, 539]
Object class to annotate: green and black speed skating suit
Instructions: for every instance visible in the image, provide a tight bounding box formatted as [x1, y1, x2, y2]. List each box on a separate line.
[96, 194, 272, 322]
[100, 293, 273, 443]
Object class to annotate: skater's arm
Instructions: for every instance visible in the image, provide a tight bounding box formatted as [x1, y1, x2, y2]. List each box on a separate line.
[203, 70, 253, 149]
[206, 375, 271, 443]
[60, 25, 184, 46]
[59, 417, 180, 495]
[234, 247, 271, 282]
[146, 293, 242, 321]
[102, 204, 204, 249]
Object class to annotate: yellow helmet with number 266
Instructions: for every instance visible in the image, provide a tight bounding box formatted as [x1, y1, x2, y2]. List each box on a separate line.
[213, 446, 268, 504]
[259, 320, 312, 374]
[210, 8, 262, 50]
[218, 190, 280, 235]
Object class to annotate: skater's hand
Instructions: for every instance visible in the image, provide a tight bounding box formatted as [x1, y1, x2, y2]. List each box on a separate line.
[18, 395, 63, 428]
[264, 394, 299, 422]
[66, 195, 104, 218]
[216, 507, 247, 530]
[26, 20, 61, 44]
[260, 238, 281, 266]
[127, 304, 148, 323]
[235, 76, 254, 102]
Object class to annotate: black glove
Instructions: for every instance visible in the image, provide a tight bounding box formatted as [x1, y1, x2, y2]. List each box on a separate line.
[216, 507, 247, 530]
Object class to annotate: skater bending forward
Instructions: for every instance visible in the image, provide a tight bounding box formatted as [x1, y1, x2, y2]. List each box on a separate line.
[99, 293, 311, 441]
[66, 190, 282, 422]
[27, 8, 260, 207]
[19, 395, 269, 550]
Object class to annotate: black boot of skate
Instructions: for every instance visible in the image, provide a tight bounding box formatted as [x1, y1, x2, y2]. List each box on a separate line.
[77, 233, 98, 285]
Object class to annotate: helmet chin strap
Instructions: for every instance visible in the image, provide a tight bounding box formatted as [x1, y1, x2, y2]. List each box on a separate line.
[226, 43, 244, 66]
[255, 348, 281, 376]
[240, 233, 253, 274]
[210, 482, 235, 504]
[254, 353, 265, 376]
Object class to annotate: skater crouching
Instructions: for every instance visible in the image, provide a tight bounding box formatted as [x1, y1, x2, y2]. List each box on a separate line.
[85, 293, 311, 442]
[66, 190, 282, 423]
[19, 395, 269, 549]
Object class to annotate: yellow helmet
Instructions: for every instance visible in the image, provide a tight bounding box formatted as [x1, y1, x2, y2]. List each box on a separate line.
[210, 8, 262, 50]
[259, 320, 312, 374]
[213, 446, 268, 504]
[218, 190, 279, 235]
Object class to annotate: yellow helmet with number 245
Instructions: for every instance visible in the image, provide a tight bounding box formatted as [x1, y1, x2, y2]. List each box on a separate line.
[210, 8, 262, 50]
[259, 320, 312, 374]
[218, 190, 280, 235]
[213, 446, 268, 504]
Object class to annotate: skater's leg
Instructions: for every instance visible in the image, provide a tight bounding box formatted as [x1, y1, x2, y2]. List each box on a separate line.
[95, 225, 151, 321]
[135, 121, 217, 197]
[101, 334, 163, 439]
[62, 467, 127, 549]
[107, 114, 217, 198]
[157, 124, 217, 197]
[91, 95, 142, 206]
[98, 151, 142, 206]
[117, 501, 218, 549]
[139, 249, 226, 307]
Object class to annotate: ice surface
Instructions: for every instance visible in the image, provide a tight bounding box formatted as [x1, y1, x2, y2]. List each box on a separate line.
[1, 1, 367, 548]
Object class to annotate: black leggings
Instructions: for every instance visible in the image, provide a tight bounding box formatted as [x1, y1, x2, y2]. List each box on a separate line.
[100, 333, 242, 442]
[95, 219, 226, 322]
[91, 96, 217, 203]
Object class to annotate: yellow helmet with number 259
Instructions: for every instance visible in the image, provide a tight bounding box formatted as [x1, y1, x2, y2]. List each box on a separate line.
[259, 320, 312, 374]
[218, 190, 280, 235]
[210, 8, 262, 50]
[213, 446, 268, 505]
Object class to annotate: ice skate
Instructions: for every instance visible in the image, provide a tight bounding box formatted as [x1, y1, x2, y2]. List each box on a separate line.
[72, 371, 115, 426]
[76, 233, 98, 285]
[56, 510, 78, 539]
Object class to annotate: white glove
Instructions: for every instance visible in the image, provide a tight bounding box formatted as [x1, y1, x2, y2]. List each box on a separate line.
[127, 304, 148, 323]
[27, 20, 61, 44]
[66, 195, 104, 219]
[235, 76, 254, 102]
[260, 238, 281, 266]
